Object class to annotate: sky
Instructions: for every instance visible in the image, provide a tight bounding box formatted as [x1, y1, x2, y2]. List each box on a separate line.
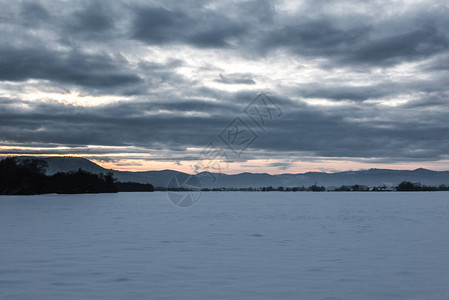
[1, 0, 449, 174]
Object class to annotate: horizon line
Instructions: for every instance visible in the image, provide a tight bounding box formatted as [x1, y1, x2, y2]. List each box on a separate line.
[3, 155, 448, 176]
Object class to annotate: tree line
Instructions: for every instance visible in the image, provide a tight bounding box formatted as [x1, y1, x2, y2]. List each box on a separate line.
[0, 157, 154, 195]
[173, 182, 449, 192]
[396, 181, 449, 191]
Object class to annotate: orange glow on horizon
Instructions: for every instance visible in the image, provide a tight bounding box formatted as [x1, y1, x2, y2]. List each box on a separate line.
[92, 158, 449, 174]
[1, 149, 448, 174]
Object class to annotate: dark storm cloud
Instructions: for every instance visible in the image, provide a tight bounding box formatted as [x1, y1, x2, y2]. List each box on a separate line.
[127, 0, 449, 71]
[295, 80, 449, 103]
[251, 102, 449, 160]
[20, 2, 49, 23]
[0, 47, 140, 89]
[1, 93, 448, 162]
[263, 19, 368, 58]
[256, 4, 449, 67]
[66, 2, 114, 34]
[294, 83, 391, 102]
[402, 93, 449, 109]
[132, 5, 247, 48]
[0, 96, 235, 148]
[347, 25, 449, 66]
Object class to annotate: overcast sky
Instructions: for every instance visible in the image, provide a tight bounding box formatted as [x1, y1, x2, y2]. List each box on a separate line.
[1, 0, 448, 173]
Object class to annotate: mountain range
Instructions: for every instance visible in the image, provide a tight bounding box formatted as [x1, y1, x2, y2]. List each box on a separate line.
[10, 156, 449, 189]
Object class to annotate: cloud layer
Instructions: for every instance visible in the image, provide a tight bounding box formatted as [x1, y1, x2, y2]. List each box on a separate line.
[1, 0, 448, 172]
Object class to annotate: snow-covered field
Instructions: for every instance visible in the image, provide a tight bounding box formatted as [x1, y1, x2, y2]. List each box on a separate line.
[1, 192, 448, 299]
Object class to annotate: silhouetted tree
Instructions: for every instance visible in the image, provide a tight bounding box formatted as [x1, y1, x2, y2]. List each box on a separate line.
[50, 169, 117, 194]
[116, 182, 154, 192]
[0, 157, 48, 194]
[396, 181, 438, 191]
[334, 185, 351, 192]
[307, 184, 326, 192]
[0, 158, 121, 194]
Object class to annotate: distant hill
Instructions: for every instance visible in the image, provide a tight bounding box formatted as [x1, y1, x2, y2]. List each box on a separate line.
[15, 156, 108, 174]
[198, 168, 449, 188]
[9, 156, 449, 188]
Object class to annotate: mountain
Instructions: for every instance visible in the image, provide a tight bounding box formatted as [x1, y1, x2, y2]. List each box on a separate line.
[14, 156, 184, 187]
[9, 156, 449, 188]
[44, 157, 108, 174]
[199, 168, 449, 188]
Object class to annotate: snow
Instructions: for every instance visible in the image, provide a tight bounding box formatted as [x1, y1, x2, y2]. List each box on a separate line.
[1, 192, 449, 299]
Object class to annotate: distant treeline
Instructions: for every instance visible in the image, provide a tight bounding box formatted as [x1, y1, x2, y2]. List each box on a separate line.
[164, 182, 449, 192]
[396, 181, 449, 191]
[116, 182, 155, 192]
[0, 157, 154, 195]
[198, 185, 327, 192]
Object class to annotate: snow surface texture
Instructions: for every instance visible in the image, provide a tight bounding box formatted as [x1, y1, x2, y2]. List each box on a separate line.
[1, 192, 449, 299]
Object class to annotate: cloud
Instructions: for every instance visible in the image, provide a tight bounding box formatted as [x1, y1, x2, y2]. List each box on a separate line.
[216, 73, 255, 85]
[1, 91, 448, 164]
[66, 2, 115, 34]
[20, 1, 49, 23]
[268, 162, 292, 171]
[131, 5, 247, 48]
[0, 0, 449, 170]
[256, 3, 449, 68]
[0, 47, 141, 90]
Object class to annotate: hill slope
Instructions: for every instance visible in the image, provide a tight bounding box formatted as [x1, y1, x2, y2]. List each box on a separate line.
[9, 156, 449, 188]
